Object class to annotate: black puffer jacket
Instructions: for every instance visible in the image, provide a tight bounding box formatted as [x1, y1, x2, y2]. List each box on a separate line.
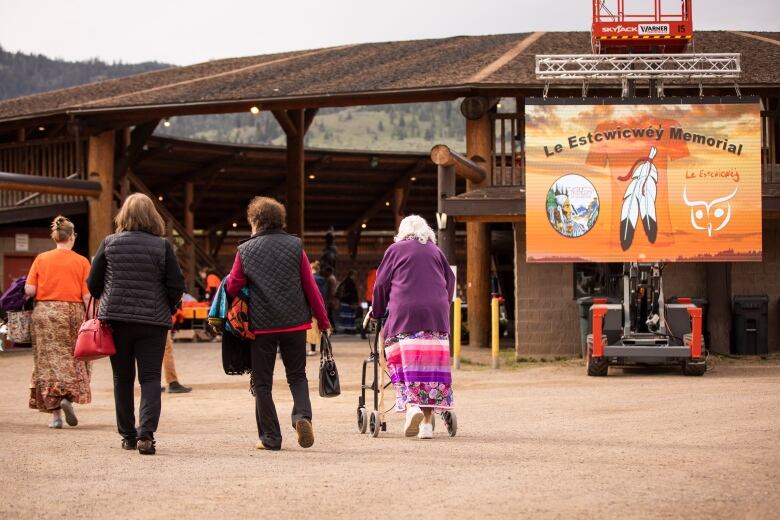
[87, 231, 184, 328]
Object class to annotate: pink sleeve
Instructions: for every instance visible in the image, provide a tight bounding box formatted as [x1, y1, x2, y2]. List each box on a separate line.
[226, 253, 246, 297]
[300, 252, 330, 330]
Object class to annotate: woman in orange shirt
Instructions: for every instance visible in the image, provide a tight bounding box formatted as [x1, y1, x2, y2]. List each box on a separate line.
[24, 216, 92, 429]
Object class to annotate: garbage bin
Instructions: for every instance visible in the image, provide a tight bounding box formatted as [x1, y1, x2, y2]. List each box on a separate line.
[576, 296, 618, 358]
[668, 296, 709, 349]
[732, 295, 769, 355]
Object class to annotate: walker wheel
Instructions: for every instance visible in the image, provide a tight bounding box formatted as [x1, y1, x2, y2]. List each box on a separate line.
[357, 407, 368, 434]
[369, 410, 381, 438]
[442, 411, 457, 437]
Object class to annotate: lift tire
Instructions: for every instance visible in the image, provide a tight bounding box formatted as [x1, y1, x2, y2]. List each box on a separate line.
[682, 360, 706, 376]
[357, 407, 368, 434]
[586, 346, 609, 377]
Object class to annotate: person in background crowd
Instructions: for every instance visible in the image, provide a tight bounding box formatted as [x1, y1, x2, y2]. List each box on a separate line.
[326, 267, 339, 332]
[361, 268, 378, 339]
[162, 331, 192, 393]
[306, 261, 321, 356]
[226, 197, 330, 451]
[371, 215, 455, 440]
[336, 270, 359, 333]
[88, 194, 185, 455]
[319, 230, 337, 271]
[199, 268, 221, 301]
[25, 216, 92, 429]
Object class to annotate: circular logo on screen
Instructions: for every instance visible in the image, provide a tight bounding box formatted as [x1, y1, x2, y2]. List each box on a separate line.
[546, 174, 599, 238]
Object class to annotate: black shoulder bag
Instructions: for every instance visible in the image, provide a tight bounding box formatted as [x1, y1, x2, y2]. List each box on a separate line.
[318, 334, 341, 397]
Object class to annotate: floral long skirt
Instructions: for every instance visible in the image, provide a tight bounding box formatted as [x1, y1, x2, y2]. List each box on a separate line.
[29, 301, 92, 412]
[384, 331, 453, 412]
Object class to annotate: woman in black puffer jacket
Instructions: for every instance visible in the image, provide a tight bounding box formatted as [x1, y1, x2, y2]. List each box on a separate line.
[87, 193, 184, 455]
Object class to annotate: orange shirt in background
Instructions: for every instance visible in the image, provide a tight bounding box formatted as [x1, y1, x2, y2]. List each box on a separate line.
[206, 273, 221, 292]
[365, 269, 377, 302]
[27, 248, 90, 302]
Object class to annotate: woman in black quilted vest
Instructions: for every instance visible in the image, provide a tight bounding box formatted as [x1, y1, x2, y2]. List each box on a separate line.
[87, 193, 184, 455]
[226, 196, 331, 451]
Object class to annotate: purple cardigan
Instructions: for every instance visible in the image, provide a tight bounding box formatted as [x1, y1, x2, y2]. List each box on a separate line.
[371, 239, 455, 339]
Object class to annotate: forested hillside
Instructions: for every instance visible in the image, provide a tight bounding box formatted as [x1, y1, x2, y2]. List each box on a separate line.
[0, 45, 469, 152]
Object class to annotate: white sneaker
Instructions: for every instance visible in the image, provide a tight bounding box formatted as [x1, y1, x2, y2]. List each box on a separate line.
[404, 406, 424, 437]
[417, 422, 433, 439]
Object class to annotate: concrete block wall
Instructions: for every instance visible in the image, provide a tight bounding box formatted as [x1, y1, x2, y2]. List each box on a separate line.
[731, 218, 780, 352]
[514, 222, 580, 357]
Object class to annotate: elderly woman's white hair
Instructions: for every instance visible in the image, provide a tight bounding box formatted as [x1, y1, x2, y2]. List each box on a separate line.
[394, 215, 437, 244]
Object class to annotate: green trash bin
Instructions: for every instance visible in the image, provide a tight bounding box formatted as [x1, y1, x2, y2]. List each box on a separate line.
[576, 296, 618, 358]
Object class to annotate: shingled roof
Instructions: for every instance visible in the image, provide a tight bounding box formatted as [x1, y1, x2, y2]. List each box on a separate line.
[0, 31, 778, 125]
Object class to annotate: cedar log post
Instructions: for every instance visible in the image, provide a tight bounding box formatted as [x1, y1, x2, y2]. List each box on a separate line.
[436, 165, 456, 264]
[465, 111, 492, 349]
[274, 108, 317, 238]
[184, 181, 196, 293]
[88, 130, 116, 257]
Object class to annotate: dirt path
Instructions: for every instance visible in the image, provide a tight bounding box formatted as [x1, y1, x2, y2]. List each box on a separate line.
[1, 338, 778, 519]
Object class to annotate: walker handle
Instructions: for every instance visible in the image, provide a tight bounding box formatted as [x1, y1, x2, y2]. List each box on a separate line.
[363, 306, 373, 329]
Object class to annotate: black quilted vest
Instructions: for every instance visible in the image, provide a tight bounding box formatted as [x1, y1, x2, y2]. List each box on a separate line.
[98, 231, 172, 328]
[237, 230, 311, 330]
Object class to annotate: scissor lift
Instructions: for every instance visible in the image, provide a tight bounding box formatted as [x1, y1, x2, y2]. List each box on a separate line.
[592, 0, 693, 54]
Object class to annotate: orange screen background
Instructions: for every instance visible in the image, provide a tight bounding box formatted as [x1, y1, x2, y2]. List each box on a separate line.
[525, 100, 762, 263]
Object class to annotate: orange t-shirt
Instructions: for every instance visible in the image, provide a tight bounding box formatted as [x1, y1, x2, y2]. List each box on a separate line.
[206, 274, 221, 291]
[27, 248, 91, 302]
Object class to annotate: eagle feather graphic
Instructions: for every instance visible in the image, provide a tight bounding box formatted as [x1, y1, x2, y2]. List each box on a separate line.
[619, 147, 658, 251]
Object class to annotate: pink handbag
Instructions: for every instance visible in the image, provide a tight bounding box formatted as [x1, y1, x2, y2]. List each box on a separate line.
[74, 298, 116, 361]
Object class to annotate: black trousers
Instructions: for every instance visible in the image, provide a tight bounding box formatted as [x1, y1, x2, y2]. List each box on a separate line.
[251, 330, 311, 449]
[109, 322, 168, 441]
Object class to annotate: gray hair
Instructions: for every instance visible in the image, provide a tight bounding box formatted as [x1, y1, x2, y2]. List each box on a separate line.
[394, 215, 437, 245]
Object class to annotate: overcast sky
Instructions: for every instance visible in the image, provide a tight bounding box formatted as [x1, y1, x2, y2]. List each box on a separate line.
[1, 0, 778, 65]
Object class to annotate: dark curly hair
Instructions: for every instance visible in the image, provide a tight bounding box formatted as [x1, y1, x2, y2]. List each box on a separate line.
[247, 196, 286, 232]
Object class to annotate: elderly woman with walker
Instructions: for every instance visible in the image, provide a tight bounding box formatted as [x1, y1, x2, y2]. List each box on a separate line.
[365, 215, 456, 440]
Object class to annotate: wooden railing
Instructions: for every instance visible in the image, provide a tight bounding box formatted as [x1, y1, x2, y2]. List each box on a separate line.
[491, 113, 524, 187]
[0, 138, 88, 208]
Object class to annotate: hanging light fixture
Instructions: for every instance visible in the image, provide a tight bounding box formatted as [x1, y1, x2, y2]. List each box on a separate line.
[250, 106, 260, 115]
[163, 118, 171, 128]
[232, 222, 238, 228]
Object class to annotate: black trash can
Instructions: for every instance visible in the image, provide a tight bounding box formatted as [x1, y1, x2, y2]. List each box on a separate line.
[576, 296, 619, 358]
[732, 295, 769, 355]
[668, 296, 709, 349]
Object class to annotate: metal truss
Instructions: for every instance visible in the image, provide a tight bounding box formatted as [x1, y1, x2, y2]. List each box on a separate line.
[535, 53, 741, 81]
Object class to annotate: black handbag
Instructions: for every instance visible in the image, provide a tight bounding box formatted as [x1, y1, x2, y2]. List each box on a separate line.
[222, 329, 252, 375]
[318, 334, 341, 397]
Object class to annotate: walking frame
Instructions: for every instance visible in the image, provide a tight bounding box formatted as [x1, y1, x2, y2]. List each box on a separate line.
[356, 310, 457, 438]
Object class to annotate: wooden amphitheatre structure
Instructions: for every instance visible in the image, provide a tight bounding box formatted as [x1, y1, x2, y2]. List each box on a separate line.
[0, 29, 779, 352]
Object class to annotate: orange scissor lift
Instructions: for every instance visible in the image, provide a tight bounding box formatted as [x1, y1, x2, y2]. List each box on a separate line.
[583, 1, 705, 377]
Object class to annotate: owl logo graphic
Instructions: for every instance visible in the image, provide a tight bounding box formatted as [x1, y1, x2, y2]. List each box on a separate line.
[682, 185, 739, 237]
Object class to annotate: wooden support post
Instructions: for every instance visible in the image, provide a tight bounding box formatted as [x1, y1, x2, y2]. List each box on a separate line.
[437, 164, 456, 264]
[465, 111, 492, 348]
[88, 130, 115, 257]
[706, 263, 732, 354]
[184, 181, 196, 293]
[274, 109, 306, 237]
[393, 185, 407, 231]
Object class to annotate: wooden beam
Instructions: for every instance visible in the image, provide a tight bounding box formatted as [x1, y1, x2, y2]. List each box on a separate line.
[190, 159, 233, 212]
[437, 165, 456, 263]
[303, 108, 319, 135]
[347, 161, 426, 234]
[88, 130, 116, 256]
[184, 181, 196, 293]
[0, 171, 101, 198]
[162, 152, 242, 189]
[465, 113, 492, 349]
[272, 110, 298, 138]
[430, 144, 487, 183]
[113, 120, 158, 187]
[285, 109, 305, 237]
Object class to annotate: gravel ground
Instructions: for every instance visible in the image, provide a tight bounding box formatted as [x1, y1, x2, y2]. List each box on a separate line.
[1, 338, 778, 519]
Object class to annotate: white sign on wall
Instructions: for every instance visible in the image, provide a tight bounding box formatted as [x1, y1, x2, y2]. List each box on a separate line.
[15, 234, 29, 252]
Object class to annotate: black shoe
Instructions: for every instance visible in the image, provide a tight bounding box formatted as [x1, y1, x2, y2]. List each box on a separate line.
[137, 438, 156, 455]
[122, 438, 138, 450]
[167, 381, 192, 393]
